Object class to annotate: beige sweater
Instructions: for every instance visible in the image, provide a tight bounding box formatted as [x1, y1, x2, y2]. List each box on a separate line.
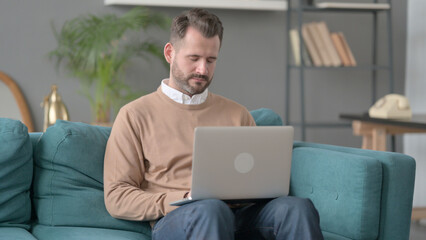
[104, 86, 256, 221]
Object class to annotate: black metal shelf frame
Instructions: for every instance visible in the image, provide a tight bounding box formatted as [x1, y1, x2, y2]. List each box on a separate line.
[285, 0, 394, 141]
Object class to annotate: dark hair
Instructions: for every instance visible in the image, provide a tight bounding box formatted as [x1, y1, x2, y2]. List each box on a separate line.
[170, 8, 224, 47]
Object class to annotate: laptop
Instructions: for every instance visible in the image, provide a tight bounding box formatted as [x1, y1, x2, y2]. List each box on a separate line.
[170, 126, 294, 206]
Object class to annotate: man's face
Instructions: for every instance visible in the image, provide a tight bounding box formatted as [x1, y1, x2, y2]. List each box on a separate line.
[165, 26, 220, 96]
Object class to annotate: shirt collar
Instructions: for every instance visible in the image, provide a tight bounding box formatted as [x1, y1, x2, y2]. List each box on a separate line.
[161, 79, 208, 105]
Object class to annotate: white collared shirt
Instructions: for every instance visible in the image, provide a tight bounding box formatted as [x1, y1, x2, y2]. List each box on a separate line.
[161, 79, 208, 105]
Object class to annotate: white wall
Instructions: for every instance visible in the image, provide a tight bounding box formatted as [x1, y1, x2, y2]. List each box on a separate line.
[404, 0, 426, 207]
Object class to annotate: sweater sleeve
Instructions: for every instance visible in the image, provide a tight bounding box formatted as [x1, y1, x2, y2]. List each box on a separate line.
[244, 109, 257, 126]
[103, 108, 186, 221]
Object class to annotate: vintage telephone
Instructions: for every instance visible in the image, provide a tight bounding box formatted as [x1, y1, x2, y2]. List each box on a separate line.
[368, 94, 412, 119]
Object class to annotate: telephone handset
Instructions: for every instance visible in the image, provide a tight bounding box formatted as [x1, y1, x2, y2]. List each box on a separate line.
[368, 94, 412, 119]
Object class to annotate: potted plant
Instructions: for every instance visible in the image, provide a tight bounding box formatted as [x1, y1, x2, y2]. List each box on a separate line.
[50, 7, 170, 124]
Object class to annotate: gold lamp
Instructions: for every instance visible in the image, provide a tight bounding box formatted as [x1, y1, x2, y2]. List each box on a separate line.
[41, 85, 69, 131]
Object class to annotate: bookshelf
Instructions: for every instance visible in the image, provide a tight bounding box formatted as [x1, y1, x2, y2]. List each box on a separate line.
[285, 0, 393, 141]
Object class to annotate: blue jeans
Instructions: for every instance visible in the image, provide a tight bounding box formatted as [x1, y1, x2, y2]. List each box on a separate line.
[152, 196, 324, 240]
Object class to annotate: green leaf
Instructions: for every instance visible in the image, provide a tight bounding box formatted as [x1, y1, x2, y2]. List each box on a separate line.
[49, 7, 170, 122]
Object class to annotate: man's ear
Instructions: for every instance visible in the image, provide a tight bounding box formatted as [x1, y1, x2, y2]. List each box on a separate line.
[164, 42, 174, 64]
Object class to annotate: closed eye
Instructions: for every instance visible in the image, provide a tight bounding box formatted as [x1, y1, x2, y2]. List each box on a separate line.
[207, 57, 217, 63]
[188, 55, 199, 61]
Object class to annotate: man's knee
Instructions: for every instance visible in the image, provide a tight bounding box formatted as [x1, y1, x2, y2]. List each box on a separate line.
[271, 196, 319, 218]
[269, 197, 323, 239]
[288, 197, 316, 209]
[153, 199, 234, 239]
[183, 199, 235, 237]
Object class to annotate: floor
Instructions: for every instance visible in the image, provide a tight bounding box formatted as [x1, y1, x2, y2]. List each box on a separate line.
[410, 220, 426, 240]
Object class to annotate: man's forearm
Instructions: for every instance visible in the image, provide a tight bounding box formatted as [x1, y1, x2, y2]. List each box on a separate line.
[104, 182, 187, 221]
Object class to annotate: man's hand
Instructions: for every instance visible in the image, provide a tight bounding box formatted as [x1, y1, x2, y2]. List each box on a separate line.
[184, 191, 191, 199]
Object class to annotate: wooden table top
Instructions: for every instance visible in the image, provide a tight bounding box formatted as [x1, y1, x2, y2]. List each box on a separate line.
[340, 113, 426, 129]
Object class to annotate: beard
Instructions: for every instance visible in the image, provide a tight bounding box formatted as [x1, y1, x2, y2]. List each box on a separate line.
[171, 59, 212, 96]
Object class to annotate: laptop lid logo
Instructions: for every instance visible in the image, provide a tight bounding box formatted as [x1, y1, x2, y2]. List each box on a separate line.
[234, 152, 255, 173]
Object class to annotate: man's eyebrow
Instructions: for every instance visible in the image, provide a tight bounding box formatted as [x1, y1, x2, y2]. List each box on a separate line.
[186, 54, 217, 60]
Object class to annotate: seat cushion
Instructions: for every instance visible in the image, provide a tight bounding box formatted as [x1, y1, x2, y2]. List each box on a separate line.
[0, 118, 32, 230]
[33, 120, 151, 235]
[32, 225, 150, 240]
[0, 227, 37, 240]
[290, 146, 383, 240]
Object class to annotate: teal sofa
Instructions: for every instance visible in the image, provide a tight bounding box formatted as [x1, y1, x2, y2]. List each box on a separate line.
[0, 109, 415, 240]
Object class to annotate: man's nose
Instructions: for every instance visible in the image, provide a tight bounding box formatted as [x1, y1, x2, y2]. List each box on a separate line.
[196, 61, 208, 75]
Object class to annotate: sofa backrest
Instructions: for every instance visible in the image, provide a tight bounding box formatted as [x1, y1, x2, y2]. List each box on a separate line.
[250, 108, 283, 126]
[0, 118, 33, 230]
[32, 120, 151, 236]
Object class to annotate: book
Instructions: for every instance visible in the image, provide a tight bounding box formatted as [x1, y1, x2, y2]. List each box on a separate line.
[290, 29, 312, 66]
[302, 24, 322, 67]
[338, 32, 357, 66]
[330, 32, 351, 66]
[307, 22, 332, 67]
[289, 29, 301, 66]
[315, 2, 390, 10]
[316, 21, 341, 67]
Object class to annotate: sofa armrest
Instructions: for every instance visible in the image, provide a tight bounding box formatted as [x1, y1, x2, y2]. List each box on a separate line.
[291, 141, 415, 240]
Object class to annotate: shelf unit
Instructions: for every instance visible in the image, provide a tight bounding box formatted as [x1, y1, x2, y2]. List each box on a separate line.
[285, 0, 394, 141]
[104, 0, 288, 11]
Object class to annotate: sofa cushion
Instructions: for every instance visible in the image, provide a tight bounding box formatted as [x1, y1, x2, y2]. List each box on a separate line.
[0, 118, 32, 230]
[0, 227, 37, 240]
[290, 146, 383, 240]
[250, 108, 283, 126]
[32, 225, 150, 240]
[33, 120, 151, 236]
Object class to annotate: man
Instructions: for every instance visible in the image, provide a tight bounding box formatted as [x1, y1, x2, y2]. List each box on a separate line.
[104, 8, 323, 240]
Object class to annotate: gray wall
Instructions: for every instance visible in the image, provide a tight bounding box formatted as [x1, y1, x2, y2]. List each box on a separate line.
[0, 0, 407, 150]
